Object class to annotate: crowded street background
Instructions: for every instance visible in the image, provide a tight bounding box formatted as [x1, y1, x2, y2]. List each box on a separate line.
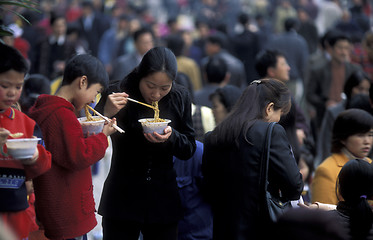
[1, 0, 373, 239]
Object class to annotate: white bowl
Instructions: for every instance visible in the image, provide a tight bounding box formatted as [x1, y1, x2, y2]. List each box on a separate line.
[6, 138, 41, 159]
[78, 116, 105, 136]
[138, 118, 171, 134]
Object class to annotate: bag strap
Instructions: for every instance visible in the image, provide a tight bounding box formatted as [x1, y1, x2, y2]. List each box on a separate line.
[259, 122, 276, 193]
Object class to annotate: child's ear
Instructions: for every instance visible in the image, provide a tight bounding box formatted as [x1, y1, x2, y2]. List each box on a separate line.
[79, 76, 88, 89]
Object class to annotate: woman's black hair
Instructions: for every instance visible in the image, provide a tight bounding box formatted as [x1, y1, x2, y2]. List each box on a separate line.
[344, 70, 371, 101]
[336, 159, 373, 239]
[208, 78, 291, 147]
[331, 108, 373, 153]
[120, 47, 177, 99]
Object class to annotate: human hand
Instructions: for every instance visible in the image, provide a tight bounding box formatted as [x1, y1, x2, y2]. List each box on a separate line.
[298, 202, 318, 209]
[298, 202, 336, 211]
[25, 180, 34, 194]
[104, 92, 129, 117]
[0, 128, 10, 148]
[102, 117, 118, 136]
[144, 126, 172, 143]
[20, 147, 39, 165]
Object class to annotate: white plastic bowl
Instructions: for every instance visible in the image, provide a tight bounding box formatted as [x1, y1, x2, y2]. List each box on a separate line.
[6, 138, 41, 159]
[138, 118, 171, 134]
[78, 116, 105, 136]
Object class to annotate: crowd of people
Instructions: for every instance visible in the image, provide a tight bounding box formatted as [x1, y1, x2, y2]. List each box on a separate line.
[1, 0, 373, 239]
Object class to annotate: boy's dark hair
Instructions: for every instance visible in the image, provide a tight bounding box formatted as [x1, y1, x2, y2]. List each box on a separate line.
[205, 56, 227, 84]
[0, 43, 29, 74]
[62, 54, 108, 90]
[255, 49, 285, 78]
[331, 108, 373, 153]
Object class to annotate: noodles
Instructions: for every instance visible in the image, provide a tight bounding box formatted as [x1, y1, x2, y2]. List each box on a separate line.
[84, 105, 100, 122]
[149, 101, 165, 123]
[85, 105, 95, 121]
[152, 101, 160, 121]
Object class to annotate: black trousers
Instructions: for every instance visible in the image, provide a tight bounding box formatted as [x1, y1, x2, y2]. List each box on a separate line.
[102, 217, 178, 240]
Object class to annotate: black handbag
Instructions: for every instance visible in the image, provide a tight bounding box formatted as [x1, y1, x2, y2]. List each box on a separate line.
[259, 122, 291, 223]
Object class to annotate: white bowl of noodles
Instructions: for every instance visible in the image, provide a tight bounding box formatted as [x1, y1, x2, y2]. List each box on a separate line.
[78, 116, 105, 136]
[138, 118, 171, 134]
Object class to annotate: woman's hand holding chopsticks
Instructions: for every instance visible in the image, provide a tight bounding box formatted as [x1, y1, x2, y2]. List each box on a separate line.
[104, 92, 129, 117]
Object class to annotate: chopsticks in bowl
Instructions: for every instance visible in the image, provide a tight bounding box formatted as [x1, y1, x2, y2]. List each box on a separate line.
[86, 105, 125, 133]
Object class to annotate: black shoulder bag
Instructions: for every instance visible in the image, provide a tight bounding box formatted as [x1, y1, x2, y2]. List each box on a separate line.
[259, 122, 291, 223]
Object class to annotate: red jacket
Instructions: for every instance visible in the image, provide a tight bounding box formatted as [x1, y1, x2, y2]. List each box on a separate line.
[28, 95, 109, 239]
[0, 107, 51, 239]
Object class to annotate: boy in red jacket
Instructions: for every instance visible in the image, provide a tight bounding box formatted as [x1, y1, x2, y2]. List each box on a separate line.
[0, 43, 52, 239]
[28, 54, 117, 240]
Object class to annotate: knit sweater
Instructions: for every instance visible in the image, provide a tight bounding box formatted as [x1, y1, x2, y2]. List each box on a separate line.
[28, 95, 109, 240]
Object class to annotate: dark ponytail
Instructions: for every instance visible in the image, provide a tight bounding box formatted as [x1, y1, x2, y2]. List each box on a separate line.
[337, 159, 373, 239]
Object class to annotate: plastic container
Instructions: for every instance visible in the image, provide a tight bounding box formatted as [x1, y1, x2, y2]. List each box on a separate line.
[138, 118, 171, 134]
[6, 138, 41, 159]
[78, 116, 105, 136]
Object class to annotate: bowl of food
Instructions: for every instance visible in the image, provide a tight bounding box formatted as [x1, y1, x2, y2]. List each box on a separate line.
[78, 116, 105, 136]
[5, 138, 41, 159]
[138, 118, 171, 134]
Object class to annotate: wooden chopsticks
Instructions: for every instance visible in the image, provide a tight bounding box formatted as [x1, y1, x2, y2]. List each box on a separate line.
[86, 105, 125, 133]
